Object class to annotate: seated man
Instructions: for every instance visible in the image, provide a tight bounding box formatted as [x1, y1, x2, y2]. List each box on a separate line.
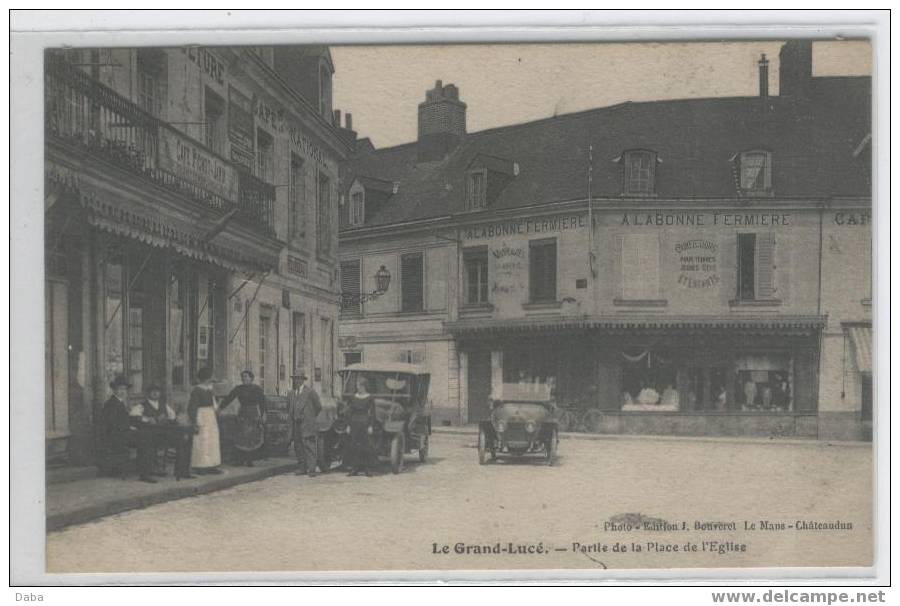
[101, 375, 156, 483]
[130, 384, 194, 480]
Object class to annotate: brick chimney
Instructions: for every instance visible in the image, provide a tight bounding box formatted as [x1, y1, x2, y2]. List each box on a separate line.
[416, 80, 466, 162]
[758, 53, 769, 100]
[779, 40, 812, 98]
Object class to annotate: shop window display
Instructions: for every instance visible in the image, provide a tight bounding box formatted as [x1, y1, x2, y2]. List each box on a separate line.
[733, 354, 792, 411]
[621, 350, 679, 411]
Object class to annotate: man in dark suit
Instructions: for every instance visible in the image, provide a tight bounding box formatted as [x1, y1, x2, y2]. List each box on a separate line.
[289, 373, 322, 477]
[131, 384, 194, 480]
[101, 375, 156, 483]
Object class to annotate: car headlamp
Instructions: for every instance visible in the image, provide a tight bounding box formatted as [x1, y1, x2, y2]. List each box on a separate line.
[496, 419, 507, 433]
[525, 420, 537, 433]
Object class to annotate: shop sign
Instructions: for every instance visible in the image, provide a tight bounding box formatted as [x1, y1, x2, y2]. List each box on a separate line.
[181, 47, 226, 86]
[621, 212, 791, 227]
[464, 214, 587, 240]
[158, 127, 238, 202]
[254, 97, 328, 167]
[675, 239, 720, 289]
[491, 242, 527, 295]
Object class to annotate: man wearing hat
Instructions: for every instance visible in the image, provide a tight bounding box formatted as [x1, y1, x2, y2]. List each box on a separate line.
[130, 384, 194, 480]
[101, 375, 156, 483]
[288, 372, 322, 477]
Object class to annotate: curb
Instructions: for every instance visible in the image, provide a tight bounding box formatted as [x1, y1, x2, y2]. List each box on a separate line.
[47, 461, 298, 532]
[432, 426, 871, 448]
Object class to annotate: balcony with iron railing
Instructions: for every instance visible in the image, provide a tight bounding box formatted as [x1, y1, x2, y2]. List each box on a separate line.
[44, 54, 276, 236]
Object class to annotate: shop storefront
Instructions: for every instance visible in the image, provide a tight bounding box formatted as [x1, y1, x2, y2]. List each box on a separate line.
[450, 317, 823, 437]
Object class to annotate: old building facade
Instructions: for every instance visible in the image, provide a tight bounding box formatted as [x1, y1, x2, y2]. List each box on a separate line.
[45, 45, 354, 463]
[338, 41, 872, 440]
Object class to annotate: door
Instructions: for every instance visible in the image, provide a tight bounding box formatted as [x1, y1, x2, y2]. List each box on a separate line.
[467, 350, 492, 423]
[45, 279, 70, 437]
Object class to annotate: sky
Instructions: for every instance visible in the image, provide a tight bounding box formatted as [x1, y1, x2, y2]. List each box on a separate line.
[331, 40, 871, 149]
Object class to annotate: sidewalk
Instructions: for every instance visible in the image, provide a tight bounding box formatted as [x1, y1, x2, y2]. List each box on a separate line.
[433, 425, 872, 448]
[47, 457, 297, 531]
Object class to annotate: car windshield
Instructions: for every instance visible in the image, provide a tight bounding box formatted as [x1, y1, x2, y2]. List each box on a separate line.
[341, 370, 413, 404]
[500, 382, 553, 402]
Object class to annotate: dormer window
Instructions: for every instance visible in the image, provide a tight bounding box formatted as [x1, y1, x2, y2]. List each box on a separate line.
[466, 169, 487, 210]
[349, 191, 365, 227]
[622, 150, 657, 195]
[737, 150, 772, 194]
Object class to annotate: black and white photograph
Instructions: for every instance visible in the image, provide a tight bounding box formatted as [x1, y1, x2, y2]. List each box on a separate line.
[10, 10, 888, 586]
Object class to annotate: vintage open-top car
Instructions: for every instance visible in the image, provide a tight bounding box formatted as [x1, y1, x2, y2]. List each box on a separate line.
[477, 383, 559, 465]
[317, 362, 431, 474]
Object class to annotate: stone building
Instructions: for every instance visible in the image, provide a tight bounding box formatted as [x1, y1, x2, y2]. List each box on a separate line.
[44, 45, 354, 463]
[338, 41, 872, 440]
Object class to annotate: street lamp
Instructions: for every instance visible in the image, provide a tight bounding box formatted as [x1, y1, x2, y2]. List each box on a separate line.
[341, 265, 391, 307]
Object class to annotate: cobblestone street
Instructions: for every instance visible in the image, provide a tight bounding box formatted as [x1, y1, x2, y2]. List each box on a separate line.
[46, 432, 873, 574]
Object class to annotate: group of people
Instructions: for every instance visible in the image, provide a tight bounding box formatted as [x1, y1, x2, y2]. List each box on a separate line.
[100, 368, 330, 483]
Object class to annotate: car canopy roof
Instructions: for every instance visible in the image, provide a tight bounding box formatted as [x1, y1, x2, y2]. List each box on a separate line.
[339, 362, 427, 376]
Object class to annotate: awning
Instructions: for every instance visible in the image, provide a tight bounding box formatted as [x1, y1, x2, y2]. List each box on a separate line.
[846, 324, 872, 374]
[444, 315, 826, 337]
[79, 186, 279, 273]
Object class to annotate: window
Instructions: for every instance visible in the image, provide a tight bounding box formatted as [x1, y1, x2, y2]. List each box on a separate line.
[256, 128, 274, 183]
[136, 49, 164, 117]
[168, 266, 186, 388]
[291, 312, 306, 377]
[319, 63, 333, 120]
[316, 172, 332, 256]
[258, 308, 273, 392]
[343, 351, 362, 367]
[623, 150, 655, 195]
[738, 151, 772, 193]
[320, 318, 333, 396]
[621, 234, 660, 300]
[349, 191, 365, 227]
[463, 247, 489, 305]
[289, 154, 305, 240]
[340, 259, 362, 315]
[400, 252, 425, 312]
[736, 232, 776, 301]
[204, 88, 226, 156]
[467, 170, 487, 210]
[529, 238, 557, 303]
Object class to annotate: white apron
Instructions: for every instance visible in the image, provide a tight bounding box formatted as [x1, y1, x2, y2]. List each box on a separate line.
[191, 406, 221, 468]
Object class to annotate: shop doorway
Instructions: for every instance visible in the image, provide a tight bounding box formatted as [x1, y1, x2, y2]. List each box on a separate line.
[467, 350, 492, 423]
[45, 278, 70, 437]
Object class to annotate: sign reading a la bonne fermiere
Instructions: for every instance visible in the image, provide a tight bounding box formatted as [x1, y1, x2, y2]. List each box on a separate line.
[463, 214, 588, 240]
[158, 128, 239, 202]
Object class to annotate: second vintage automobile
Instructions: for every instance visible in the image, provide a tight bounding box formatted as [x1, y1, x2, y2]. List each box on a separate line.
[477, 382, 559, 466]
[317, 363, 432, 474]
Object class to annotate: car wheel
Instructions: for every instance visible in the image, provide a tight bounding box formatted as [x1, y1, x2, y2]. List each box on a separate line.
[390, 433, 405, 474]
[477, 427, 488, 465]
[546, 428, 558, 466]
[418, 434, 429, 463]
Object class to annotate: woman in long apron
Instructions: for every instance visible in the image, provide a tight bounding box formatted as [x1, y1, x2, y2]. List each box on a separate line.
[189, 367, 222, 474]
[346, 376, 377, 477]
[219, 370, 266, 466]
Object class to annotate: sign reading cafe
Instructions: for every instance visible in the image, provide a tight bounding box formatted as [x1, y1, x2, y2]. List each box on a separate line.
[254, 97, 328, 168]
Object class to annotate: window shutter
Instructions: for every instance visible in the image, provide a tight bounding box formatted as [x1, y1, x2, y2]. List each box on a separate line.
[755, 233, 776, 300]
[340, 260, 361, 314]
[529, 239, 557, 302]
[621, 234, 659, 300]
[401, 253, 424, 312]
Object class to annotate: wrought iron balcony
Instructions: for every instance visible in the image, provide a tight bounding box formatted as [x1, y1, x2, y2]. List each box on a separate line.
[44, 54, 276, 236]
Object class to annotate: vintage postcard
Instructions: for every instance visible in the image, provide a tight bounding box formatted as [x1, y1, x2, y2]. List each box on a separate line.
[16, 18, 881, 581]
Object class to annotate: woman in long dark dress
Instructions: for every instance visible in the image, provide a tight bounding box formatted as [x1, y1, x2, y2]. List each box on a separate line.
[346, 376, 377, 477]
[220, 370, 266, 466]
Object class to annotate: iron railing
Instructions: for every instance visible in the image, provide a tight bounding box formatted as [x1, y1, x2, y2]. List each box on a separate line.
[45, 54, 276, 235]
